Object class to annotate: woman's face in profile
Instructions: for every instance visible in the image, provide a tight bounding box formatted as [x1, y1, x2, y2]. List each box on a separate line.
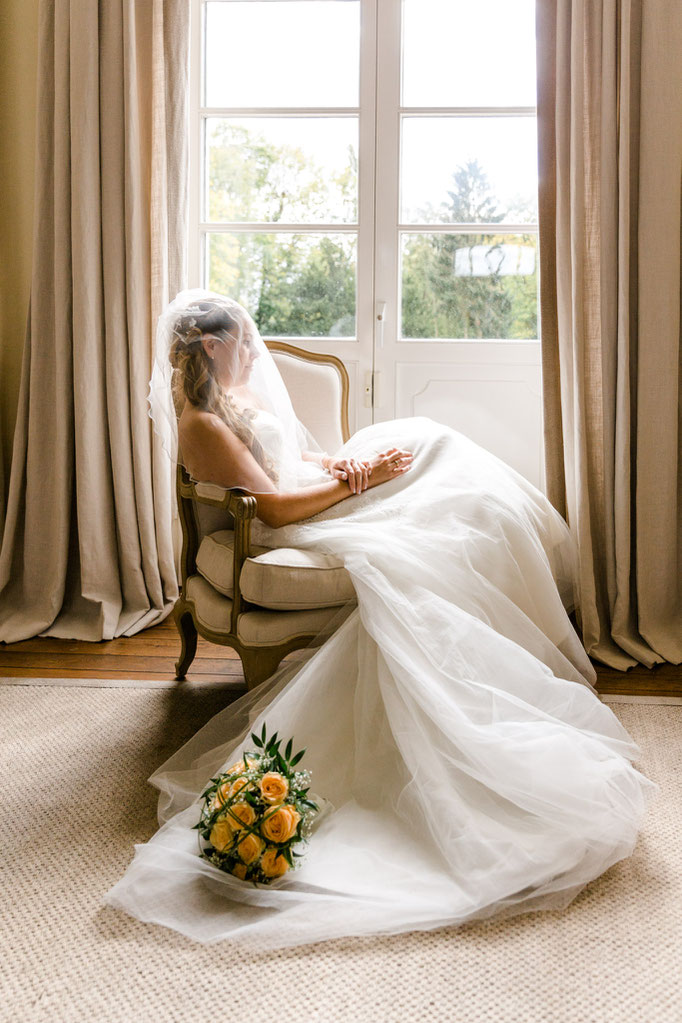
[201, 320, 258, 388]
[235, 328, 259, 385]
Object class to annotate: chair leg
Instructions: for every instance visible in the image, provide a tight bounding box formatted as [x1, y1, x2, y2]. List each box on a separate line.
[240, 648, 285, 690]
[174, 609, 198, 680]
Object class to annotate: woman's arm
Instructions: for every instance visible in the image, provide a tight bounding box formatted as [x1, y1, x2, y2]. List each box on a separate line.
[180, 412, 412, 529]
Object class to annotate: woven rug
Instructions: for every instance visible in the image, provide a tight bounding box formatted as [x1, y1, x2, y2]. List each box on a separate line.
[1, 682, 680, 1023]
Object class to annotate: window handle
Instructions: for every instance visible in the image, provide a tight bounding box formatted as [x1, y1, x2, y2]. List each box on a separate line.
[376, 301, 387, 349]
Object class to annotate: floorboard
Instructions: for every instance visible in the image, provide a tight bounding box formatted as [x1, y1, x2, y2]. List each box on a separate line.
[1, 618, 680, 695]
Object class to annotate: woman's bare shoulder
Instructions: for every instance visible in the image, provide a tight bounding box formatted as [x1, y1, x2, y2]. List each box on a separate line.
[179, 403, 235, 443]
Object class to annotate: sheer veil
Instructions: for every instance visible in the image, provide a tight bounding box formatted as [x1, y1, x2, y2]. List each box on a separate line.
[149, 288, 328, 492]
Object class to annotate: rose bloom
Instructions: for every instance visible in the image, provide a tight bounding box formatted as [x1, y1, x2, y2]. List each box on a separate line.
[227, 760, 245, 775]
[231, 862, 247, 881]
[212, 781, 232, 809]
[229, 777, 250, 798]
[259, 772, 289, 805]
[228, 802, 256, 831]
[261, 805, 301, 844]
[209, 818, 234, 853]
[260, 846, 290, 879]
[237, 833, 265, 865]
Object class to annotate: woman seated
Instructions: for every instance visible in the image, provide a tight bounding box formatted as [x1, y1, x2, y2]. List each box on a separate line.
[171, 298, 413, 526]
[106, 290, 657, 949]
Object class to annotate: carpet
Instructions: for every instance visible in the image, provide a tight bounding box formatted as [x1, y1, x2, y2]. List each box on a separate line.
[1, 682, 680, 1023]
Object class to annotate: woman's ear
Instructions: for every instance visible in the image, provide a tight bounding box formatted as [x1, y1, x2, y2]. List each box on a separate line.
[200, 335, 216, 360]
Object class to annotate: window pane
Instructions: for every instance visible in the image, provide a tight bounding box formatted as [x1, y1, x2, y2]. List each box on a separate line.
[402, 0, 537, 107]
[401, 117, 538, 224]
[205, 2, 360, 108]
[401, 233, 538, 340]
[205, 118, 358, 223]
[207, 233, 356, 337]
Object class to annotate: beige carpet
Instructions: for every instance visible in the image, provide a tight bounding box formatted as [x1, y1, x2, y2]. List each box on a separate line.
[1, 681, 680, 1023]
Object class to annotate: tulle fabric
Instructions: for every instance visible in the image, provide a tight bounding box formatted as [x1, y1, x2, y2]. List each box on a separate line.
[105, 418, 658, 948]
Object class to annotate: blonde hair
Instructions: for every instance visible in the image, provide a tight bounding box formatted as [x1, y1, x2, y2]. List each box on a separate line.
[169, 303, 278, 483]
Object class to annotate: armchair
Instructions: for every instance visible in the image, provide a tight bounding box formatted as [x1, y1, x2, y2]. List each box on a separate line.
[173, 341, 356, 689]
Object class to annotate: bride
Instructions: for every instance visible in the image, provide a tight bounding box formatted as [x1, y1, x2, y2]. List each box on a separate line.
[105, 290, 658, 948]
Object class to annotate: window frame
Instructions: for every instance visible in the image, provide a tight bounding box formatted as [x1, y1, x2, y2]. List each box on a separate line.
[189, 0, 378, 352]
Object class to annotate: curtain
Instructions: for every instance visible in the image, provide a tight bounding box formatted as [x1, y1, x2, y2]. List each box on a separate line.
[536, 0, 682, 669]
[0, 0, 189, 642]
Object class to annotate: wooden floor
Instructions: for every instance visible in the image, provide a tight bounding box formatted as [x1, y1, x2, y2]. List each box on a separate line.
[1, 617, 681, 696]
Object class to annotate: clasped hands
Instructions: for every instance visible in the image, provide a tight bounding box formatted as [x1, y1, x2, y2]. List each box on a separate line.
[322, 448, 413, 493]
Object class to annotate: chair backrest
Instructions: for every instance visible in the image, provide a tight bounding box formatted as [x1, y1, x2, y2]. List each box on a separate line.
[267, 341, 350, 454]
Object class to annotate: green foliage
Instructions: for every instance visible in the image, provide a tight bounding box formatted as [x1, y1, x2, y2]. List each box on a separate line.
[208, 122, 357, 336]
[207, 127, 537, 340]
[401, 159, 537, 340]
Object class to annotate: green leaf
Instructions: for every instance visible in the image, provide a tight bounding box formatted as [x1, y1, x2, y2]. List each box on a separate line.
[250, 732, 263, 748]
[261, 722, 267, 742]
[290, 748, 306, 766]
[285, 738, 293, 760]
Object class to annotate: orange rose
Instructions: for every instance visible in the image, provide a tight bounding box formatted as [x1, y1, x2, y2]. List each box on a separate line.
[259, 772, 289, 805]
[237, 833, 265, 865]
[212, 782, 232, 809]
[209, 818, 234, 853]
[227, 760, 245, 775]
[261, 805, 300, 844]
[260, 846, 290, 879]
[231, 862, 247, 881]
[228, 802, 256, 831]
[229, 777, 250, 798]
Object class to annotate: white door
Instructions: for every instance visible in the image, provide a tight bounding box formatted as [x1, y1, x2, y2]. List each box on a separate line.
[192, 0, 544, 488]
[370, 0, 544, 488]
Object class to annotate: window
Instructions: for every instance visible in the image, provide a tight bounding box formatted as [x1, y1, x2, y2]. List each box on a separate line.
[191, 0, 544, 487]
[195, 0, 364, 338]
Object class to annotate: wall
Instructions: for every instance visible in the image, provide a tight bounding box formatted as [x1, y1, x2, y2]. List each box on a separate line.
[0, 0, 39, 509]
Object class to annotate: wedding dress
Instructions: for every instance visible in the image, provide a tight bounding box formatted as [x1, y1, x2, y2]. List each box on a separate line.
[105, 409, 658, 948]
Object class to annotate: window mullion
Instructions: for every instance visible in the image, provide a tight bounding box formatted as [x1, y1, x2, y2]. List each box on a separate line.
[372, 0, 402, 415]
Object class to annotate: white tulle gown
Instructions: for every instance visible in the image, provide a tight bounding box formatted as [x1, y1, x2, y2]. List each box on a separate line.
[105, 417, 658, 947]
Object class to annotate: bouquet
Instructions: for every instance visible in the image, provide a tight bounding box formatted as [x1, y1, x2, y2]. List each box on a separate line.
[195, 725, 319, 884]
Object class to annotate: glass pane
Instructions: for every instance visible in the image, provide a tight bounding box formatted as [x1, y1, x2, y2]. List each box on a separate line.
[400, 233, 538, 340]
[205, 118, 358, 223]
[207, 233, 356, 337]
[402, 0, 537, 107]
[401, 117, 538, 224]
[205, 2, 360, 107]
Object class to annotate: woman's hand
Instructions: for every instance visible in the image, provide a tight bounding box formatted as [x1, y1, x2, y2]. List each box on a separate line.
[366, 448, 413, 489]
[325, 456, 373, 494]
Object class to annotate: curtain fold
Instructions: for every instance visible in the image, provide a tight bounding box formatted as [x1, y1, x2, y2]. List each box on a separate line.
[537, 0, 682, 669]
[0, 0, 189, 642]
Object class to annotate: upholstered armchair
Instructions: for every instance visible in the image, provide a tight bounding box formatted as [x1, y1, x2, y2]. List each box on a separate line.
[173, 342, 356, 689]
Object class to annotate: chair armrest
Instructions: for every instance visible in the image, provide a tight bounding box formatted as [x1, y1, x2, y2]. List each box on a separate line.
[176, 468, 258, 632]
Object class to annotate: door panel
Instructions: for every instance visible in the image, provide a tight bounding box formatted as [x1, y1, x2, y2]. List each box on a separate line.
[392, 347, 544, 489]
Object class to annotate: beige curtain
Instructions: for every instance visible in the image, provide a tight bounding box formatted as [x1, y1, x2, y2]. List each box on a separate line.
[537, 0, 682, 669]
[0, 0, 189, 642]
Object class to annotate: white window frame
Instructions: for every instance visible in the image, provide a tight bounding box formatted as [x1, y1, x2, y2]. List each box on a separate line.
[189, 0, 379, 428]
[189, 0, 544, 486]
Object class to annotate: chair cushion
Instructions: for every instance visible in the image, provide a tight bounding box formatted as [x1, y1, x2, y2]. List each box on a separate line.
[195, 530, 355, 610]
[185, 574, 342, 645]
